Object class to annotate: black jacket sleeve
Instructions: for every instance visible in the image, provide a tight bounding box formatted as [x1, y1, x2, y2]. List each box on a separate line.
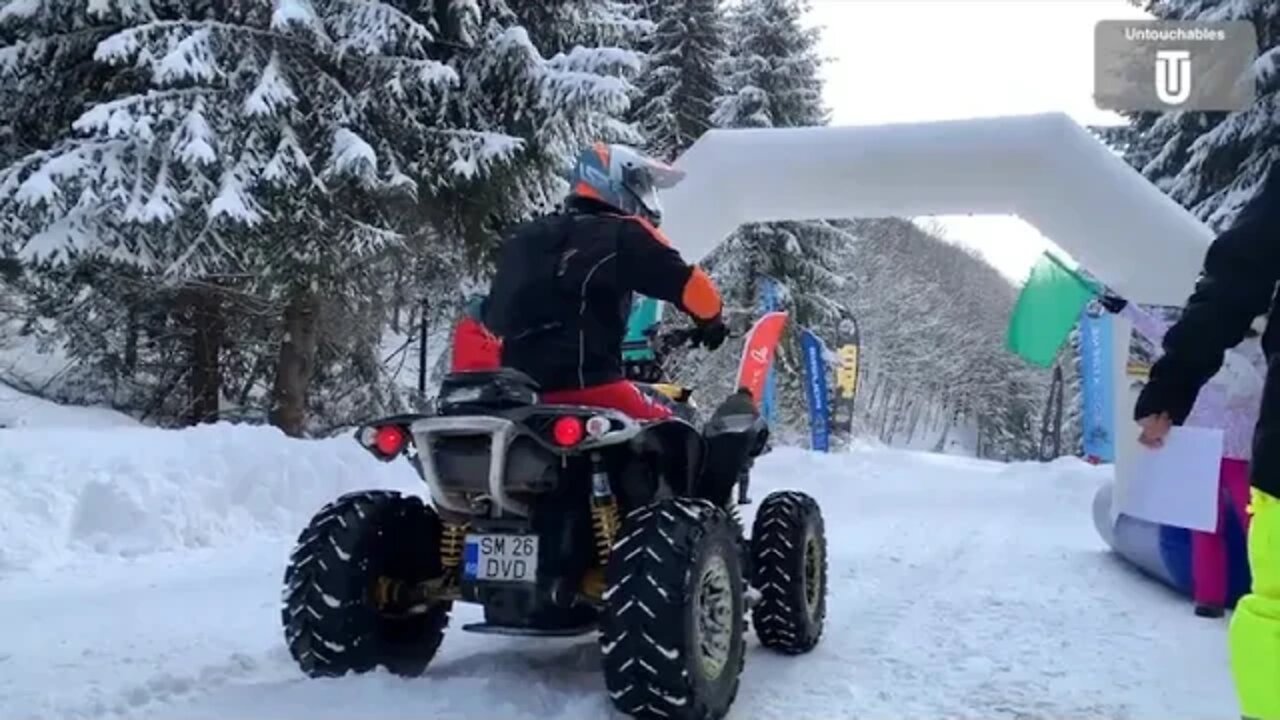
[614, 217, 723, 323]
[1134, 163, 1280, 423]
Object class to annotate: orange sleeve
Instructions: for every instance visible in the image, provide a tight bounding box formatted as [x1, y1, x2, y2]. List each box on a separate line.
[681, 266, 722, 321]
[616, 216, 723, 322]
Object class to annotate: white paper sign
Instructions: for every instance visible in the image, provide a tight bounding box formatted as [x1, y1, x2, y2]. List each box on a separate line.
[1114, 425, 1224, 532]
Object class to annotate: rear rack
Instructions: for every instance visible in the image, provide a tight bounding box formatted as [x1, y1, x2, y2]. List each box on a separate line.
[410, 409, 644, 518]
[411, 415, 523, 516]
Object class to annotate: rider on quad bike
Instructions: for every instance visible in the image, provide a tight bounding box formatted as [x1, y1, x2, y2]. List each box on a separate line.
[484, 141, 730, 420]
[280, 141, 826, 720]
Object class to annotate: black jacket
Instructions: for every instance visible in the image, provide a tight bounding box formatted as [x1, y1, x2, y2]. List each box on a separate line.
[484, 203, 722, 391]
[1134, 161, 1280, 496]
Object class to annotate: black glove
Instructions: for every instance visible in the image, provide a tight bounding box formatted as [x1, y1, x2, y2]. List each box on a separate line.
[694, 316, 728, 350]
[1098, 292, 1127, 314]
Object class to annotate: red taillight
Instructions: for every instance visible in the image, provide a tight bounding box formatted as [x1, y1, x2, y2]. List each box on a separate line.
[551, 416, 584, 446]
[373, 425, 407, 456]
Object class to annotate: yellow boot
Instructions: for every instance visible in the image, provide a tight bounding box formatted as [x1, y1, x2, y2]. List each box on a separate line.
[1229, 489, 1280, 720]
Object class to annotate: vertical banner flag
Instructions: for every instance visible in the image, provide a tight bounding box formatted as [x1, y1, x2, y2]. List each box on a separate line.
[736, 311, 789, 408]
[758, 279, 781, 424]
[800, 328, 831, 451]
[832, 314, 860, 438]
[1006, 251, 1099, 367]
[1079, 304, 1116, 463]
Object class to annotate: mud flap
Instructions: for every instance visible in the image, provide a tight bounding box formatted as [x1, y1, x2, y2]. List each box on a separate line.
[700, 411, 767, 508]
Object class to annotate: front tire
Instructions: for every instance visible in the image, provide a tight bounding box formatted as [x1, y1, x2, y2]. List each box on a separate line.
[750, 490, 827, 654]
[601, 498, 746, 720]
[282, 490, 450, 678]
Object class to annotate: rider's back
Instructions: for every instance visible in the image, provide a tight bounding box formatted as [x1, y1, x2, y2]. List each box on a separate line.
[485, 208, 640, 391]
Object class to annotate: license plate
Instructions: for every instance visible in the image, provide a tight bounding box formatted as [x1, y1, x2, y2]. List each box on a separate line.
[463, 534, 538, 582]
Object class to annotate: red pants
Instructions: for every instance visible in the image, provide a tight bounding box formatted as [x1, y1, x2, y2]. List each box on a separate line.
[541, 381, 673, 421]
[1191, 457, 1252, 607]
[450, 317, 501, 372]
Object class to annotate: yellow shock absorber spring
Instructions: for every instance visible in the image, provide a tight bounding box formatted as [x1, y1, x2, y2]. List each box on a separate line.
[589, 454, 621, 567]
[440, 522, 466, 569]
[591, 497, 620, 567]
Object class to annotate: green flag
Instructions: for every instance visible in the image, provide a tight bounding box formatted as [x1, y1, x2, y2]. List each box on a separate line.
[1006, 252, 1099, 367]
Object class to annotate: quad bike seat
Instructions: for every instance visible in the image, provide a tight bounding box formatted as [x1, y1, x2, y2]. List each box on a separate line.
[437, 367, 539, 414]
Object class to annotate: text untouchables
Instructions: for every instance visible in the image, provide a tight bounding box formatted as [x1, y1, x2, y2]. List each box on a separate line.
[1124, 26, 1226, 42]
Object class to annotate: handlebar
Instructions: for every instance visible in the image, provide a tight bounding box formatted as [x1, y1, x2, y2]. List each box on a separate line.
[649, 323, 745, 354]
[653, 327, 700, 353]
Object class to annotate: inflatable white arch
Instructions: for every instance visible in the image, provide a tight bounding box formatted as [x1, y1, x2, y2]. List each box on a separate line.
[662, 111, 1211, 307]
[661, 111, 1215, 472]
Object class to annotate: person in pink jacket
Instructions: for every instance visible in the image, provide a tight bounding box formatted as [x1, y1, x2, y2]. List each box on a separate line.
[1100, 292, 1266, 617]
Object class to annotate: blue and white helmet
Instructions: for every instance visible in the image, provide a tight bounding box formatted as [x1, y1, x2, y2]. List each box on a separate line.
[567, 142, 686, 226]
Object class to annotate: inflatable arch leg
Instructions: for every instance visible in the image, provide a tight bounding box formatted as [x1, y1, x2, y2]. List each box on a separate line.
[1092, 481, 1251, 607]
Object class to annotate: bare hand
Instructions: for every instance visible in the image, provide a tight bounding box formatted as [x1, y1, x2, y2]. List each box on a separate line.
[1137, 413, 1173, 448]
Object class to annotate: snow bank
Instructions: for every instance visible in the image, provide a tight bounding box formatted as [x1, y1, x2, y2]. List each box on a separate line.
[0, 381, 137, 428]
[0, 423, 423, 572]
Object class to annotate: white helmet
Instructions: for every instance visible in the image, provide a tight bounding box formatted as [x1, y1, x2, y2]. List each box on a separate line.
[567, 142, 686, 226]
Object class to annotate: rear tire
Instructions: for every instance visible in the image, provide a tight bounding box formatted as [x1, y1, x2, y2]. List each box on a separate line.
[750, 490, 826, 654]
[601, 498, 746, 720]
[282, 490, 450, 677]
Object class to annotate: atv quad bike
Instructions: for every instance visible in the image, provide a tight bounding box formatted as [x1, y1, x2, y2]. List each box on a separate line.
[281, 329, 827, 720]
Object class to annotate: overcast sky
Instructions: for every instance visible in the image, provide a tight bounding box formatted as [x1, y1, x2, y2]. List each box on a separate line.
[808, 0, 1151, 280]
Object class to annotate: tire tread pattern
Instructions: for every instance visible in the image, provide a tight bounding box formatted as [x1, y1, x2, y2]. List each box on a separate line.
[600, 497, 745, 720]
[282, 490, 449, 678]
[750, 490, 826, 654]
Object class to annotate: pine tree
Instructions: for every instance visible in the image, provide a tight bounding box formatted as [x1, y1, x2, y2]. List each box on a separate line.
[706, 0, 846, 328]
[0, 0, 642, 432]
[508, 0, 647, 148]
[1115, 0, 1280, 229]
[0, 1, 467, 432]
[679, 0, 850, 443]
[712, 0, 826, 129]
[630, 0, 728, 161]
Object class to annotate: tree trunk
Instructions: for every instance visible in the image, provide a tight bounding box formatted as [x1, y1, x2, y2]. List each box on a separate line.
[270, 288, 319, 437]
[390, 265, 404, 334]
[867, 376, 883, 415]
[124, 301, 139, 376]
[887, 388, 908, 441]
[185, 286, 224, 425]
[907, 398, 923, 443]
[933, 408, 951, 453]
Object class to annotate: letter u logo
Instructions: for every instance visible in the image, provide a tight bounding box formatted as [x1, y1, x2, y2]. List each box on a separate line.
[1155, 49, 1192, 105]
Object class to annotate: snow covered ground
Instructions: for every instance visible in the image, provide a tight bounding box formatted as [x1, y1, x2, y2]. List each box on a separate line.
[0, 381, 138, 429]
[0, 417, 1238, 719]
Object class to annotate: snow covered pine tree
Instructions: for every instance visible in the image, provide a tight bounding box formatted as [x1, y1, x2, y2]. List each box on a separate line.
[709, 0, 849, 329]
[0, 0, 641, 433]
[682, 0, 855, 438]
[1118, 0, 1279, 231]
[0, 1, 459, 430]
[630, 0, 728, 161]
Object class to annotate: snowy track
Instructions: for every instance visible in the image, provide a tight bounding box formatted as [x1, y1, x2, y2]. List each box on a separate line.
[1, 438, 1237, 719]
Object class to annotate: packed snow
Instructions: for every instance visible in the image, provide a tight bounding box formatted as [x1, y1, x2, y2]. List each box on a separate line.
[0, 382, 138, 430]
[0, 405, 1238, 719]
